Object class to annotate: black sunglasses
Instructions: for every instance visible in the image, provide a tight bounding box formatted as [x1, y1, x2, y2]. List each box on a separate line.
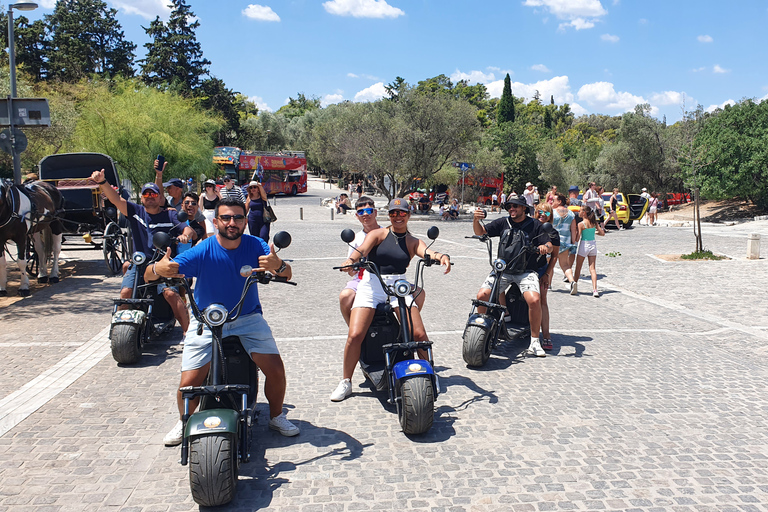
[218, 214, 245, 222]
[183, 201, 197, 206]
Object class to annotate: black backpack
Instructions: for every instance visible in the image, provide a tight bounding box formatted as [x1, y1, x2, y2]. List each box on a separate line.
[498, 217, 532, 274]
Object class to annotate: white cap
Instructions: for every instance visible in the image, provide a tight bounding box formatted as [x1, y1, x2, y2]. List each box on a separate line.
[642, 188, 647, 191]
[525, 182, 533, 187]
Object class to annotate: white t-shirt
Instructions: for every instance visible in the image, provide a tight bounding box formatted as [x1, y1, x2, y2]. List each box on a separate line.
[500, 193, 507, 204]
[523, 188, 535, 206]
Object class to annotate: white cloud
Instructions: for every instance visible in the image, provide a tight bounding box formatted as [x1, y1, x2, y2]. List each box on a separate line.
[524, 0, 607, 19]
[706, 99, 735, 112]
[347, 73, 359, 78]
[601, 33, 619, 43]
[692, 66, 707, 73]
[322, 93, 345, 107]
[713, 64, 729, 74]
[577, 81, 646, 112]
[638, 18, 647, 24]
[39, 0, 57, 8]
[110, 0, 171, 19]
[486, 75, 576, 106]
[697, 35, 713, 43]
[354, 82, 387, 102]
[348, 72, 381, 81]
[526, 0, 606, 30]
[242, 5, 280, 22]
[248, 95, 272, 112]
[323, 0, 405, 18]
[450, 69, 496, 84]
[649, 91, 688, 106]
[559, 18, 595, 30]
[531, 64, 551, 73]
[570, 102, 589, 116]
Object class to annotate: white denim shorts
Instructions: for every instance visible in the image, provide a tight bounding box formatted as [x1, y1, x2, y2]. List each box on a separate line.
[578, 240, 598, 258]
[351, 270, 416, 309]
[480, 270, 540, 295]
[181, 312, 278, 371]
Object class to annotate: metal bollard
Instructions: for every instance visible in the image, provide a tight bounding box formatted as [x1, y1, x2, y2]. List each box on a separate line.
[300, 207, 304, 220]
[331, 209, 334, 220]
[747, 233, 761, 259]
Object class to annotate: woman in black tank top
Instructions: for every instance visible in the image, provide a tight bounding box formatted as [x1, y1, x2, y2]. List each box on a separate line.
[330, 199, 452, 401]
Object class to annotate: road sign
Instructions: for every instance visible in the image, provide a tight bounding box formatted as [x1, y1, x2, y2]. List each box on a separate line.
[0, 128, 28, 155]
[0, 98, 51, 127]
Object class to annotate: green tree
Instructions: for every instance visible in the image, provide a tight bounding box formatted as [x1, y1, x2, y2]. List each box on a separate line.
[497, 73, 515, 123]
[69, 78, 221, 194]
[0, 14, 47, 80]
[139, 0, 210, 95]
[197, 77, 241, 146]
[276, 93, 321, 120]
[695, 99, 768, 209]
[46, 0, 135, 81]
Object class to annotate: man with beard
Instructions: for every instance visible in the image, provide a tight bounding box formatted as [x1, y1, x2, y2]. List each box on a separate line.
[148, 197, 299, 445]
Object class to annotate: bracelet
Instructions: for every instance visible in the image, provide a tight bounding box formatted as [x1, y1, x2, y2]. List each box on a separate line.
[152, 263, 158, 276]
[95, 179, 107, 185]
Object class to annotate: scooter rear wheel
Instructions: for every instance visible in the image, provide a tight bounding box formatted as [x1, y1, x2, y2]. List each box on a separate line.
[110, 323, 141, 364]
[189, 432, 238, 507]
[462, 324, 492, 367]
[399, 375, 434, 435]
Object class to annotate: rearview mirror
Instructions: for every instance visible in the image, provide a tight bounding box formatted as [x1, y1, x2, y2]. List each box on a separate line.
[273, 231, 292, 250]
[153, 231, 171, 250]
[176, 210, 188, 222]
[340, 229, 356, 244]
[427, 226, 440, 240]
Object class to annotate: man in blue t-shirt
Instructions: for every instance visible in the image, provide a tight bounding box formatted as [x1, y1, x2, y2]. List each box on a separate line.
[149, 197, 299, 446]
[90, 168, 195, 333]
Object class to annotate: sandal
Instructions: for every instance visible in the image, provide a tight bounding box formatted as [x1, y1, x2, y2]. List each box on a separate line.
[541, 338, 553, 351]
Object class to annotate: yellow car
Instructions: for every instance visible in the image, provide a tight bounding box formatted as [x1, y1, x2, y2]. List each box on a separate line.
[567, 191, 648, 228]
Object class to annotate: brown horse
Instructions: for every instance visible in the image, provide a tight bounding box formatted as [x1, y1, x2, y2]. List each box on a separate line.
[0, 179, 64, 296]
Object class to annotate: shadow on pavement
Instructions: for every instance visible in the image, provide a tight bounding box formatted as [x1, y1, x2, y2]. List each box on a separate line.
[549, 334, 592, 357]
[229, 410, 371, 510]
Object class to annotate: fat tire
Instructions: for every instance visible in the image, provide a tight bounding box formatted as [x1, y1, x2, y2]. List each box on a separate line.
[624, 220, 633, 227]
[463, 324, 491, 367]
[110, 323, 142, 364]
[399, 375, 434, 435]
[189, 433, 238, 507]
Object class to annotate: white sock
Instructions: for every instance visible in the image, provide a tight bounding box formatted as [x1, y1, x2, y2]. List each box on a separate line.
[531, 336, 539, 346]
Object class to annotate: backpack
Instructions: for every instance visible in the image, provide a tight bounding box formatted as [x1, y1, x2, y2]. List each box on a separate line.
[498, 217, 532, 274]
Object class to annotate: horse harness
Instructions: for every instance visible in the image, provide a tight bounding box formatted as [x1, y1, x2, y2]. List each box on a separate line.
[0, 180, 54, 232]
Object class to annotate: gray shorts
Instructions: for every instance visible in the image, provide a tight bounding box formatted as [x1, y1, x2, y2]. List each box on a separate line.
[480, 271, 540, 295]
[181, 312, 278, 371]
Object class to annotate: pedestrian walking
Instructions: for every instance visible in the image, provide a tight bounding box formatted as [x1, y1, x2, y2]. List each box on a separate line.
[534, 203, 559, 350]
[552, 193, 577, 290]
[648, 192, 659, 226]
[572, 206, 605, 297]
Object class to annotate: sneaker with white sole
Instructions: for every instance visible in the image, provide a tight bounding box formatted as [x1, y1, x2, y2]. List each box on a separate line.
[526, 339, 546, 357]
[570, 281, 578, 295]
[593, 290, 600, 298]
[163, 420, 184, 446]
[330, 378, 352, 402]
[269, 413, 300, 437]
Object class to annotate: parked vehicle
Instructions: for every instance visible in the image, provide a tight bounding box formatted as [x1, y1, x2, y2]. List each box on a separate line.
[335, 226, 445, 435]
[568, 191, 649, 228]
[240, 151, 308, 196]
[164, 230, 295, 507]
[665, 192, 691, 207]
[462, 223, 557, 368]
[109, 212, 187, 365]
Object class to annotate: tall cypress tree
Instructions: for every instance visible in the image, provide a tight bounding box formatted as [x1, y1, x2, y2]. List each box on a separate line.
[46, 0, 135, 82]
[139, 0, 211, 95]
[497, 73, 515, 123]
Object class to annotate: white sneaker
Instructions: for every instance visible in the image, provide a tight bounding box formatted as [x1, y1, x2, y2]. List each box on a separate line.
[526, 340, 546, 357]
[330, 378, 352, 402]
[268, 413, 300, 437]
[570, 281, 578, 295]
[163, 420, 184, 446]
[593, 290, 600, 298]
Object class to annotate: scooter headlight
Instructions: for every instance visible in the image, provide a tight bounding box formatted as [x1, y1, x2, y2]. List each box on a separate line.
[203, 304, 228, 326]
[393, 279, 412, 298]
[132, 252, 147, 265]
[492, 258, 507, 272]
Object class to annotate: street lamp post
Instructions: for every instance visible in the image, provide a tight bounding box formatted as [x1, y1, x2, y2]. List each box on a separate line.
[7, 2, 38, 185]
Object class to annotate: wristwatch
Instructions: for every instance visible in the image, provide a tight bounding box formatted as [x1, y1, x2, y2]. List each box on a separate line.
[276, 260, 287, 274]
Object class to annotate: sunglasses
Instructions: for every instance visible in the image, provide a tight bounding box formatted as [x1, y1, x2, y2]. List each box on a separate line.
[537, 211, 551, 217]
[248, 186, 258, 189]
[183, 201, 197, 206]
[218, 214, 245, 222]
[388, 210, 409, 217]
[142, 191, 159, 198]
[356, 207, 375, 216]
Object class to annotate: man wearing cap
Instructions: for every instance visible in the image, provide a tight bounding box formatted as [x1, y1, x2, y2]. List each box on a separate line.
[472, 197, 554, 357]
[220, 175, 246, 202]
[568, 186, 582, 207]
[90, 168, 195, 334]
[523, 182, 535, 207]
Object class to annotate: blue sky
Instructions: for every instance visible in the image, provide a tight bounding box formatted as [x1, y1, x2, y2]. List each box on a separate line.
[31, 0, 768, 122]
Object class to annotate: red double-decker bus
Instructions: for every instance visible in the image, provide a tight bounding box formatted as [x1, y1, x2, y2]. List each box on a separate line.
[239, 151, 308, 196]
[458, 173, 504, 204]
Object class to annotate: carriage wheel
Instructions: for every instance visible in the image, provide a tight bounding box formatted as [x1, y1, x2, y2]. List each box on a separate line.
[103, 222, 126, 276]
[25, 237, 39, 277]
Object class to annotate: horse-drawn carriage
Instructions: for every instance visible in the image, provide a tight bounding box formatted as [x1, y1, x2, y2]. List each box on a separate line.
[38, 153, 131, 275]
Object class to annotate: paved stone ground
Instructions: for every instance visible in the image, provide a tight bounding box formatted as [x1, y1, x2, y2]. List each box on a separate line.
[1, 177, 767, 511]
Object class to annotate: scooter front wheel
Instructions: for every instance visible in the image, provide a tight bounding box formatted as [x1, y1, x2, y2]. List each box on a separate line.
[399, 375, 434, 435]
[462, 324, 492, 367]
[110, 323, 141, 364]
[189, 432, 238, 507]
